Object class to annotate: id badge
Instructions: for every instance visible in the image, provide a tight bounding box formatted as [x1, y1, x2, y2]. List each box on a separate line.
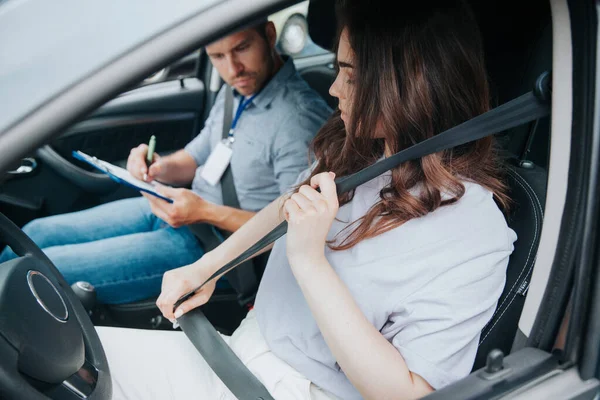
[200, 140, 233, 186]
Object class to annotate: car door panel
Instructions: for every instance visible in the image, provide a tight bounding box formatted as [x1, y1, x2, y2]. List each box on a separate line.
[0, 157, 94, 228]
[53, 77, 204, 166]
[0, 77, 206, 228]
[424, 348, 599, 400]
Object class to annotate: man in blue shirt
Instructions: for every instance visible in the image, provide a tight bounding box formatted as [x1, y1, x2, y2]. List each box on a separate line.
[0, 21, 331, 304]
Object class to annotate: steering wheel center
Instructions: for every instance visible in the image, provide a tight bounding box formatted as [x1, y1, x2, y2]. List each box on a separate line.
[27, 270, 69, 323]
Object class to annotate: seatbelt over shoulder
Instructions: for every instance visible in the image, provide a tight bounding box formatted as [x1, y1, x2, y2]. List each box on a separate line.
[220, 86, 237, 207]
[220, 88, 260, 305]
[188, 86, 259, 306]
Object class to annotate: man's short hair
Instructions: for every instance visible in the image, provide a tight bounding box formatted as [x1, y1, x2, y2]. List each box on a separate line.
[253, 19, 270, 41]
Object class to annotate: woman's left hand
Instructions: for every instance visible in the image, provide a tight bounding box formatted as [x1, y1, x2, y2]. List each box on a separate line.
[284, 172, 339, 267]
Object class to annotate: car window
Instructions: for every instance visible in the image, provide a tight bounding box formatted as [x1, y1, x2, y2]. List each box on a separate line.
[138, 1, 332, 89]
[139, 50, 200, 87]
[269, 1, 331, 59]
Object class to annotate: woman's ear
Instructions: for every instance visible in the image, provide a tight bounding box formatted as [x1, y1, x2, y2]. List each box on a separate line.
[265, 21, 277, 49]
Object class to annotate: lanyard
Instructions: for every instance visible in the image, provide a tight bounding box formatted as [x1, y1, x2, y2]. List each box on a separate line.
[227, 94, 257, 144]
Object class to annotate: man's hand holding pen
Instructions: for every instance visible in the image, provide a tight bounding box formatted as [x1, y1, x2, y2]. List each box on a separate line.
[126, 135, 164, 182]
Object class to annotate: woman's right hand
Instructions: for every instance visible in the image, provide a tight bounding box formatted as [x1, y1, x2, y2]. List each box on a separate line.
[155, 259, 217, 321]
[154, 194, 286, 321]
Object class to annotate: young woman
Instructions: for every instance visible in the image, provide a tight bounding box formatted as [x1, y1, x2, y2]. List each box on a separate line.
[97, 1, 516, 399]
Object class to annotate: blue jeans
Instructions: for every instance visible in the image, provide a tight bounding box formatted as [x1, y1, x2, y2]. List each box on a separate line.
[0, 197, 207, 304]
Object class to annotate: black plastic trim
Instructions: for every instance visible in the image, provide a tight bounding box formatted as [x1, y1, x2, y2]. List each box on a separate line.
[423, 348, 558, 400]
[88, 77, 204, 118]
[569, 0, 600, 380]
[512, 327, 529, 353]
[61, 112, 196, 138]
[0, 193, 43, 211]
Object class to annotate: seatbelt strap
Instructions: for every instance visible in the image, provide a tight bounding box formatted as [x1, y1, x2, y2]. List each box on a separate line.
[221, 87, 237, 207]
[220, 88, 260, 305]
[178, 308, 273, 400]
[188, 86, 259, 306]
[178, 73, 551, 400]
[186, 87, 234, 256]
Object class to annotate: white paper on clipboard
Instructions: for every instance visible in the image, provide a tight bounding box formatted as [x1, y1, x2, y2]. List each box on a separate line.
[72, 150, 174, 203]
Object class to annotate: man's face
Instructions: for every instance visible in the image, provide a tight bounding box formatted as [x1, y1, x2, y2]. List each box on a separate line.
[206, 25, 276, 97]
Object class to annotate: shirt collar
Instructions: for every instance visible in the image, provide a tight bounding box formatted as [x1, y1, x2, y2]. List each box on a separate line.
[233, 56, 296, 110]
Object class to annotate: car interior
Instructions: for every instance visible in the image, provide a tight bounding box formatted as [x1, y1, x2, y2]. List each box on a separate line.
[2, 0, 598, 398]
[8, 0, 551, 341]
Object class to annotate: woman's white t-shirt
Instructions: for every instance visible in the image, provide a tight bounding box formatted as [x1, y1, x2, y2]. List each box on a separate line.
[254, 169, 517, 399]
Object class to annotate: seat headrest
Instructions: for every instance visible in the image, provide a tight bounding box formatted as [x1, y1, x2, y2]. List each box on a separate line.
[307, 0, 337, 51]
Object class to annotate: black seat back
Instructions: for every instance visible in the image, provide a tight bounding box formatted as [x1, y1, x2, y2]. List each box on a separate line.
[473, 158, 547, 370]
[306, 0, 337, 51]
[469, 0, 551, 369]
[472, 0, 552, 169]
[301, 0, 337, 108]
[299, 65, 337, 109]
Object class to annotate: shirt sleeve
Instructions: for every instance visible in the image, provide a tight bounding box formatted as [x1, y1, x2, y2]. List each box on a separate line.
[272, 106, 328, 195]
[184, 86, 227, 166]
[380, 247, 512, 390]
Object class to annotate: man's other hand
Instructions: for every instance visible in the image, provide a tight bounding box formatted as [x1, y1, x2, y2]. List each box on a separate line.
[142, 187, 213, 228]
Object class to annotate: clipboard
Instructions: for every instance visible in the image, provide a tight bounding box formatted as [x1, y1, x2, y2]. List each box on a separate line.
[72, 150, 174, 203]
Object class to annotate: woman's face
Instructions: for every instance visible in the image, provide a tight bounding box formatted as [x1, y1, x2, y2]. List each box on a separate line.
[329, 28, 355, 127]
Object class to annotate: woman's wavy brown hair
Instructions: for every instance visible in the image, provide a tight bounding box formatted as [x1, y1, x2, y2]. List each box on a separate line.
[298, 0, 510, 251]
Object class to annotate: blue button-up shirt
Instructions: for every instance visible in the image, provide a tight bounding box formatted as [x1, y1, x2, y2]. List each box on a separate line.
[184, 58, 332, 211]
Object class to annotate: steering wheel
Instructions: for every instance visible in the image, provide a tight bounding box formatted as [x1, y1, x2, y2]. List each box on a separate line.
[0, 212, 111, 400]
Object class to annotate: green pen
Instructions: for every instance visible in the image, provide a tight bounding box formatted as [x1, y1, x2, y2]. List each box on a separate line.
[146, 135, 156, 166]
